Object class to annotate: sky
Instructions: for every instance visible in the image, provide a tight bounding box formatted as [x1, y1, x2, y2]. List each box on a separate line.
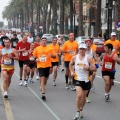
[0, 0, 10, 25]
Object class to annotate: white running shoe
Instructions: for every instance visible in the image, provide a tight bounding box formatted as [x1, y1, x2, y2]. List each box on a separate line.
[23, 81, 27, 86]
[19, 81, 23, 86]
[73, 112, 80, 120]
[4, 91, 8, 98]
[36, 76, 39, 80]
[52, 81, 56, 86]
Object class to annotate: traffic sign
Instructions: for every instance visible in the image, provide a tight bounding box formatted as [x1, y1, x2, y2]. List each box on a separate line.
[116, 19, 120, 27]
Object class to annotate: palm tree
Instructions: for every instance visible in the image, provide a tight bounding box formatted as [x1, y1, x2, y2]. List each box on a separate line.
[78, 0, 84, 36]
[115, 0, 120, 38]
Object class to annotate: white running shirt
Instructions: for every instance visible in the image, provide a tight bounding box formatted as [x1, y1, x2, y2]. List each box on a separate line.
[74, 54, 90, 82]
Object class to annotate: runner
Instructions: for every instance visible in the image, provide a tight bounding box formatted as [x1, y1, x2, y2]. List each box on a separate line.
[16, 34, 30, 86]
[62, 33, 78, 89]
[57, 34, 65, 71]
[100, 43, 120, 101]
[26, 42, 36, 83]
[85, 39, 98, 103]
[49, 37, 61, 86]
[0, 45, 3, 77]
[33, 37, 56, 100]
[0, 38, 18, 98]
[69, 43, 96, 119]
[104, 32, 119, 85]
[34, 35, 41, 80]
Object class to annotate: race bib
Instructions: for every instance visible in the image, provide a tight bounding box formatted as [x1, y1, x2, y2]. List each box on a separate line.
[13, 42, 16, 46]
[40, 55, 46, 62]
[4, 58, 12, 65]
[29, 57, 35, 61]
[70, 50, 75, 55]
[22, 52, 28, 56]
[105, 62, 112, 69]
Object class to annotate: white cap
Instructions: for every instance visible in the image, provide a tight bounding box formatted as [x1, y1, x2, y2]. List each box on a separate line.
[79, 44, 87, 49]
[111, 32, 116, 36]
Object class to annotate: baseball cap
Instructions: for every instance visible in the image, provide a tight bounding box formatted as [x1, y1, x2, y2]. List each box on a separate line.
[111, 32, 116, 36]
[79, 44, 87, 49]
[85, 39, 92, 43]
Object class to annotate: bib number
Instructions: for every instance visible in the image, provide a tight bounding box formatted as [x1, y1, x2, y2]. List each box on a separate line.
[22, 52, 28, 56]
[105, 62, 112, 69]
[40, 56, 46, 62]
[29, 57, 35, 61]
[13, 42, 16, 46]
[4, 59, 12, 65]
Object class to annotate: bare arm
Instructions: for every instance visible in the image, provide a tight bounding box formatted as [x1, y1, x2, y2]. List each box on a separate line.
[88, 57, 96, 72]
[93, 51, 98, 63]
[69, 56, 76, 76]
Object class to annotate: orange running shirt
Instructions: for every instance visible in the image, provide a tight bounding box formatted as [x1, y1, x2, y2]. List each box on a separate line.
[62, 40, 78, 61]
[48, 44, 60, 62]
[91, 44, 97, 52]
[33, 46, 55, 68]
[104, 39, 119, 54]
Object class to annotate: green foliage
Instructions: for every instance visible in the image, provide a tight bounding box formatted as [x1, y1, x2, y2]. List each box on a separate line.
[0, 21, 4, 27]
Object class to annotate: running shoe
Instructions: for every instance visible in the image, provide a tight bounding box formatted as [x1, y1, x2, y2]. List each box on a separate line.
[36, 76, 39, 80]
[19, 81, 23, 86]
[86, 97, 91, 103]
[73, 112, 80, 120]
[41, 94, 46, 101]
[52, 81, 56, 86]
[23, 81, 27, 87]
[4, 91, 8, 98]
[105, 94, 110, 101]
[61, 68, 64, 72]
[80, 110, 83, 118]
[91, 84, 95, 91]
[71, 85, 76, 91]
[26, 76, 29, 81]
[65, 84, 69, 89]
[30, 79, 34, 83]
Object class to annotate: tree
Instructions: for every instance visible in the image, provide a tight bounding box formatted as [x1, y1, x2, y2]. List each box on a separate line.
[78, 0, 84, 36]
[0, 22, 4, 28]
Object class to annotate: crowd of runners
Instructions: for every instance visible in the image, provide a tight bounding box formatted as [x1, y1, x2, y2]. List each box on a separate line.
[0, 30, 120, 120]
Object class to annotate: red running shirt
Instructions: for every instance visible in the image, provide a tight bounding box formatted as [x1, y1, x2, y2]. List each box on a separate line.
[102, 53, 115, 72]
[34, 42, 40, 48]
[16, 41, 30, 61]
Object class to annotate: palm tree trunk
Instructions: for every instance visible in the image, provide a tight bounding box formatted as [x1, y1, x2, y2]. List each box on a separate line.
[60, 0, 64, 34]
[53, 0, 57, 35]
[115, 0, 120, 39]
[78, 0, 84, 36]
[70, 0, 73, 32]
[94, 0, 101, 36]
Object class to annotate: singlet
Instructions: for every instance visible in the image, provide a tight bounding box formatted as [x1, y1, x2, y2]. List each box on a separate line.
[28, 51, 36, 64]
[74, 54, 90, 82]
[102, 53, 115, 72]
[1, 48, 14, 70]
[86, 49, 94, 59]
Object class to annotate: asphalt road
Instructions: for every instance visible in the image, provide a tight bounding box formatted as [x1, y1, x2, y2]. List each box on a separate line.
[0, 61, 120, 120]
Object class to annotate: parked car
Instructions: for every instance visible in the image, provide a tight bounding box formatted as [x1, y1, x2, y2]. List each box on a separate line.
[42, 34, 54, 42]
[55, 34, 68, 41]
[93, 37, 105, 55]
[75, 36, 90, 45]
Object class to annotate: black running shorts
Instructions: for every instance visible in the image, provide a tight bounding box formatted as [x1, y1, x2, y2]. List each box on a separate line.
[19, 60, 29, 67]
[74, 80, 91, 90]
[102, 71, 115, 79]
[51, 62, 59, 67]
[64, 61, 70, 68]
[38, 67, 50, 78]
